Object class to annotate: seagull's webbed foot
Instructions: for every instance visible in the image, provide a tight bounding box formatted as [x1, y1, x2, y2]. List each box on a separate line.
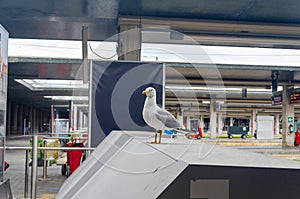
[158, 130, 162, 144]
[148, 130, 162, 144]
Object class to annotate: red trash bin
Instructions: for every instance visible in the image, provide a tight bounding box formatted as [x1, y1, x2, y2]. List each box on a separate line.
[198, 127, 203, 138]
[295, 131, 300, 146]
[65, 141, 83, 176]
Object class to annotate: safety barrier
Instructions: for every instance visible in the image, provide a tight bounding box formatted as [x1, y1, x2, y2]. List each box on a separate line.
[3, 135, 95, 199]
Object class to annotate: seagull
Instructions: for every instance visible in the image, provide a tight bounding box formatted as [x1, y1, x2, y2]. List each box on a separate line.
[142, 87, 183, 144]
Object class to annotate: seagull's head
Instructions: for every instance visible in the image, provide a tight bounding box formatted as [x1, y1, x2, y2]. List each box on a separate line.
[142, 87, 156, 98]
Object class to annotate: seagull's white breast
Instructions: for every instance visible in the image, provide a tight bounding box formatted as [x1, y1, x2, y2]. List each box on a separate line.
[142, 96, 163, 130]
[142, 90, 181, 130]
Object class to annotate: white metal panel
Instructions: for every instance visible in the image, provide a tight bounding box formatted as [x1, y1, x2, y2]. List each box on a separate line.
[56, 131, 187, 199]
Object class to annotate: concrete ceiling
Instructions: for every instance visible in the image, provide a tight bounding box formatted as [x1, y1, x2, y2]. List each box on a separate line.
[1, 0, 300, 44]
[3, 0, 300, 115]
[0, 0, 119, 40]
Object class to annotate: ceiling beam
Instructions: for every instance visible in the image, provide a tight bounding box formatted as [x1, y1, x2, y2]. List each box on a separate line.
[120, 16, 300, 49]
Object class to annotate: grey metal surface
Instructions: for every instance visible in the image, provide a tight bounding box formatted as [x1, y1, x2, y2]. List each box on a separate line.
[57, 130, 300, 199]
[56, 131, 188, 199]
[126, 131, 300, 169]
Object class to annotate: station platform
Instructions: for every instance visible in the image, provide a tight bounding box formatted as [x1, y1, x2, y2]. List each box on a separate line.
[5, 135, 65, 199]
[56, 131, 300, 199]
[4, 133, 300, 198]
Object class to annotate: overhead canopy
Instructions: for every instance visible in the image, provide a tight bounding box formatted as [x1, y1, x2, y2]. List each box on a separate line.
[1, 0, 300, 48]
[3, 0, 300, 115]
[120, 0, 300, 23]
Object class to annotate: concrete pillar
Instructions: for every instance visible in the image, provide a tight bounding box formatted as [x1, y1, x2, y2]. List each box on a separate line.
[12, 102, 18, 134]
[23, 105, 28, 125]
[251, 109, 257, 136]
[230, 117, 234, 127]
[176, 110, 184, 127]
[200, 114, 204, 129]
[74, 105, 78, 130]
[282, 85, 295, 147]
[32, 108, 37, 134]
[36, 109, 40, 133]
[186, 116, 191, 130]
[83, 111, 88, 129]
[117, 19, 141, 61]
[210, 99, 217, 138]
[217, 113, 223, 135]
[36, 109, 39, 133]
[17, 104, 23, 134]
[29, 106, 33, 134]
[23, 105, 29, 134]
[275, 114, 280, 135]
[79, 111, 83, 129]
[6, 101, 11, 135]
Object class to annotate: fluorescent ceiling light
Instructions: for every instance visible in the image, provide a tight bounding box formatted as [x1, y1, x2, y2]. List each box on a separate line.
[44, 96, 88, 101]
[166, 85, 276, 92]
[15, 79, 88, 91]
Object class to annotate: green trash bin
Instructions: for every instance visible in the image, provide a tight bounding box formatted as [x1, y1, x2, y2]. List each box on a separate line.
[29, 138, 44, 160]
[228, 126, 249, 139]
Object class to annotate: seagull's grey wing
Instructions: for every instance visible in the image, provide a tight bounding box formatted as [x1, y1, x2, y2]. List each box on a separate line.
[154, 108, 181, 128]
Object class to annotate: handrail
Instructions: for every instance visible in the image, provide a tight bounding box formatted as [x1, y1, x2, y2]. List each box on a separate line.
[3, 143, 96, 199]
[3, 146, 95, 151]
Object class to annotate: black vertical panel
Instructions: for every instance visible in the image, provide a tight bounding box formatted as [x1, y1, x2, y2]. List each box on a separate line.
[159, 165, 300, 199]
[91, 61, 163, 147]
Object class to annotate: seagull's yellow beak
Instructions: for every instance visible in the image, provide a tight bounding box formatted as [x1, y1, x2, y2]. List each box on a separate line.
[142, 90, 148, 94]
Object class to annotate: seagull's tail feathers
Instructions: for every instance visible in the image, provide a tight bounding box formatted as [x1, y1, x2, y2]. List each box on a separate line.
[174, 128, 190, 135]
[180, 124, 186, 129]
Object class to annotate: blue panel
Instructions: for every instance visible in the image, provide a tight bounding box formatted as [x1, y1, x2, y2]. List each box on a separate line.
[91, 61, 163, 147]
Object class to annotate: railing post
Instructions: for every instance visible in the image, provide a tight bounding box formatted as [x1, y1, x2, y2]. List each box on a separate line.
[24, 149, 29, 198]
[31, 135, 38, 199]
[43, 140, 47, 180]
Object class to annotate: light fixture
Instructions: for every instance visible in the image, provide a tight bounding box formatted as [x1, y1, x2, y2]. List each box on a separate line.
[44, 96, 88, 101]
[14, 79, 88, 91]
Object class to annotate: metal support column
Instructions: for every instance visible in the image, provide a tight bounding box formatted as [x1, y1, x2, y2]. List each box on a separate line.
[31, 135, 38, 199]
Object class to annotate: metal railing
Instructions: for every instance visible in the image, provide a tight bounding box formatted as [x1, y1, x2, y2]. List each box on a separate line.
[4, 135, 95, 199]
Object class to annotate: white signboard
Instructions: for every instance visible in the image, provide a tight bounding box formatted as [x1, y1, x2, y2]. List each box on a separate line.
[257, 116, 274, 139]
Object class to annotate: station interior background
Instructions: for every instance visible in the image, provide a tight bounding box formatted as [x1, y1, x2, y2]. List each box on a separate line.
[3, 0, 300, 139]
[3, 1, 300, 198]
